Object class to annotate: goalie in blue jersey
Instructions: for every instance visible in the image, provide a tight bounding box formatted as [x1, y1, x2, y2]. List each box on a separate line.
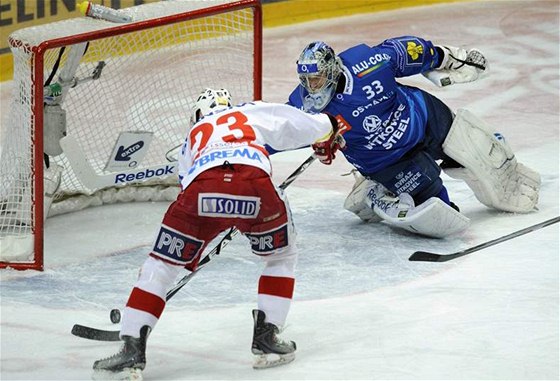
[288, 37, 541, 238]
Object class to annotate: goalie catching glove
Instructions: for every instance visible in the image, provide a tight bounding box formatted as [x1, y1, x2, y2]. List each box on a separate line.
[424, 45, 488, 87]
[312, 114, 345, 165]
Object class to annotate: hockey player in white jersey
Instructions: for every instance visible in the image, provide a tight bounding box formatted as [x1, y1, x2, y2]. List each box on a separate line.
[288, 38, 541, 238]
[91, 88, 340, 379]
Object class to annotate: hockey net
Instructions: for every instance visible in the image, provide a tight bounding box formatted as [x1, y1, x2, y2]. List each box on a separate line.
[0, 0, 262, 270]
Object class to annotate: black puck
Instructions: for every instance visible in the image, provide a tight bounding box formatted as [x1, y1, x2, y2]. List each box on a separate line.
[110, 308, 121, 324]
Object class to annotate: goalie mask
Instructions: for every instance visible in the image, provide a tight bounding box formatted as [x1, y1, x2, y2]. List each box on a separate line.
[297, 41, 341, 113]
[191, 88, 232, 125]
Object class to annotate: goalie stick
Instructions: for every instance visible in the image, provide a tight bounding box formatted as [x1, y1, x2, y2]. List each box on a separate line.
[71, 154, 317, 342]
[60, 134, 178, 191]
[409, 216, 560, 262]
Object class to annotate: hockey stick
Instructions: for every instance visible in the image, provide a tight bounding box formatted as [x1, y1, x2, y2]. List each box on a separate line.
[71, 154, 317, 341]
[409, 216, 560, 262]
[165, 154, 316, 298]
[71, 228, 237, 342]
[42, 42, 174, 194]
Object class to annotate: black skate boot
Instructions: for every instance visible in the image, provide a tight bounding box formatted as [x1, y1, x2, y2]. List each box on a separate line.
[251, 309, 296, 369]
[92, 325, 151, 380]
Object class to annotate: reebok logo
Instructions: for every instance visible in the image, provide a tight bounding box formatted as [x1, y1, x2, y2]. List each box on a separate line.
[114, 164, 175, 184]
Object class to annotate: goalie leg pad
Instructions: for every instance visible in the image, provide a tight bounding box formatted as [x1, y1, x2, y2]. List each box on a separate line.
[375, 196, 470, 238]
[343, 171, 381, 222]
[444, 167, 492, 207]
[352, 177, 468, 237]
[442, 109, 540, 213]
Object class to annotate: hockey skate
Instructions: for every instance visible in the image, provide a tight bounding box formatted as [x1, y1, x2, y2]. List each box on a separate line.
[92, 325, 150, 381]
[251, 309, 296, 369]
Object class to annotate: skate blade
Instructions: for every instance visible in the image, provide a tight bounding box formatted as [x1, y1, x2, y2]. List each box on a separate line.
[252, 352, 295, 369]
[91, 367, 143, 381]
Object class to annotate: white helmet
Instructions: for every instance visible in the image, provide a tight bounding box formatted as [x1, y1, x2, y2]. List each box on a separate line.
[191, 88, 232, 124]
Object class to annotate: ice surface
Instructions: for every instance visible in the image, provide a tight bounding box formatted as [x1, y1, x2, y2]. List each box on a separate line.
[1, 1, 558, 380]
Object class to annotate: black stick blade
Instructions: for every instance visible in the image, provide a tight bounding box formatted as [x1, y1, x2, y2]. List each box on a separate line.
[409, 216, 560, 263]
[408, 251, 462, 262]
[71, 324, 121, 341]
[409, 251, 444, 262]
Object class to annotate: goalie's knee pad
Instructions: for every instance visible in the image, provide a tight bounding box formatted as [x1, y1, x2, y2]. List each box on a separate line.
[345, 172, 468, 237]
[344, 170, 422, 224]
[442, 109, 540, 213]
[343, 171, 381, 222]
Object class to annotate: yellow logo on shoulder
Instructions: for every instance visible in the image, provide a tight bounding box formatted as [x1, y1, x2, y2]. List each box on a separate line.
[406, 42, 423, 60]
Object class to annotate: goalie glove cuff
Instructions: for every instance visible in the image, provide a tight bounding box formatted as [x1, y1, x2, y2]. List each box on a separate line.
[436, 45, 466, 70]
[435, 45, 487, 71]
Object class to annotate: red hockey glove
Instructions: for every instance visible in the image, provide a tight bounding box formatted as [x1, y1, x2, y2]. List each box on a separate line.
[312, 137, 338, 165]
[312, 114, 345, 165]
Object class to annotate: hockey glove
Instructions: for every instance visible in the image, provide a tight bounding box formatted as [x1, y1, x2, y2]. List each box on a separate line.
[312, 114, 345, 165]
[424, 45, 487, 87]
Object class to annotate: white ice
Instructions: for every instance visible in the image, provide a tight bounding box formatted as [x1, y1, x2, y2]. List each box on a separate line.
[1, 1, 559, 380]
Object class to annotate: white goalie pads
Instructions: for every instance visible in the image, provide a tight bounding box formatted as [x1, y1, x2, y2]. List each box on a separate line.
[372, 196, 470, 238]
[343, 173, 469, 238]
[343, 171, 381, 222]
[442, 109, 541, 213]
[424, 45, 487, 87]
[365, 183, 470, 238]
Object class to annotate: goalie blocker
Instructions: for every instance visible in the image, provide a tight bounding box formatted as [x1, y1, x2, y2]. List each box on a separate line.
[344, 109, 540, 238]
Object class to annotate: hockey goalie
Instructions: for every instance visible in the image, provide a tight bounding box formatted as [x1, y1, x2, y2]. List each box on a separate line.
[287, 37, 540, 238]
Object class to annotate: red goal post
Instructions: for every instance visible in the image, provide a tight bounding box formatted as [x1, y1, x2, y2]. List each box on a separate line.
[0, 0, 262, 270]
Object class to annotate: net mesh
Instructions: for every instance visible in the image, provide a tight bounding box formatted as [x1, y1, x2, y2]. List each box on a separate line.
[0, 0, 259, 265]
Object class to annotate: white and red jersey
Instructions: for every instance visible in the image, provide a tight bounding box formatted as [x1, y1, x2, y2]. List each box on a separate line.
[178, 101, 332, 189]
[122, 102, 331, 338]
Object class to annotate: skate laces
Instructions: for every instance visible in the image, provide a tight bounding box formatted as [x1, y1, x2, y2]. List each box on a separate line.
[97, 342, 128, 363]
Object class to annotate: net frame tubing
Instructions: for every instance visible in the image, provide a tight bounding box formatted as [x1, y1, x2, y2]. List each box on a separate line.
[1, 0, 262, 271]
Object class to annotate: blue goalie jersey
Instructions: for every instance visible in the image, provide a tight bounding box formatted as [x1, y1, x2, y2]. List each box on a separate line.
[288, 36, 442, 174]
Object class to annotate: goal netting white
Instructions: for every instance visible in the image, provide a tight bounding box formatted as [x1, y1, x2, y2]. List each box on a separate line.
[0, 0, 261, 269]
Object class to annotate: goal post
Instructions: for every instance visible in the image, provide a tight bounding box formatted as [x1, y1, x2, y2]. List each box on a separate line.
[0, 0, 262, 271]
